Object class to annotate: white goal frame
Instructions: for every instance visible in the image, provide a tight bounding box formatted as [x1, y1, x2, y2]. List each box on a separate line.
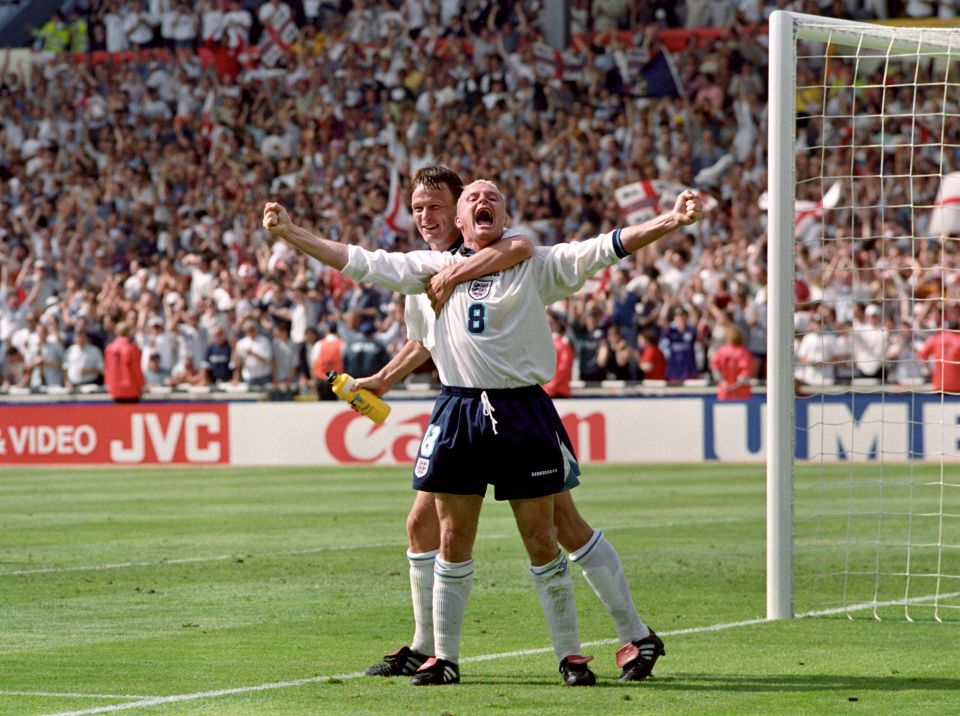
[766, 11, 960, 619]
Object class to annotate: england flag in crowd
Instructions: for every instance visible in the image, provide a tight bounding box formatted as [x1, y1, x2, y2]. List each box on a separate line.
[615, 181, 716, 224]
[257, 2, 298, 67]
[757, 181, 842, 245]
[532, 42, 585, 83]
[383, 164, 413, 235]
[927, 172, 960, 237]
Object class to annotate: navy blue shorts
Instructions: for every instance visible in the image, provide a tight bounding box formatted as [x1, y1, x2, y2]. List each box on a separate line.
[412, 384, 581, 501]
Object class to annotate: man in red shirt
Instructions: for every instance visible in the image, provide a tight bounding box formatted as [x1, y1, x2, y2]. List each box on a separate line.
[710, 326, 754, 400]
[104, 321, 145, 403]
[310, 322, 345, 400]
[637, 328, 666, 381]
[917, 324, 960, 393]
[543, 312, 574, 398]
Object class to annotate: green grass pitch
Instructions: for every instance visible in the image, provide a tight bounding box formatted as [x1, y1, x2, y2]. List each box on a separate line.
[1, 463, 957, 715]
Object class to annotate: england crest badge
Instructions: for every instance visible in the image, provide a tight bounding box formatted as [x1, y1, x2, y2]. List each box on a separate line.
[415, 457, 430, 478]
[468, 279, 493, 300]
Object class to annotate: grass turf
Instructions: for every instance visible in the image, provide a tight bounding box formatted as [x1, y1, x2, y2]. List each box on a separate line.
[0, 464, 957, 715]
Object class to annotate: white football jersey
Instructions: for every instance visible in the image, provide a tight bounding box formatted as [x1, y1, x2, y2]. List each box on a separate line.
[344, 229, 626, 388]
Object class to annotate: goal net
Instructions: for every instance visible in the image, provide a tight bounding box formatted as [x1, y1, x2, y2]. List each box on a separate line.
[767, 11, 960, 622]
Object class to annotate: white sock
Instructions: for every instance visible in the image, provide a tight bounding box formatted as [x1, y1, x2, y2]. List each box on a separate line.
[529, 551, 581, 661]
[433, 556, 474, 664]
[407, 548, 438, 656]
[569, 530, 650, 644]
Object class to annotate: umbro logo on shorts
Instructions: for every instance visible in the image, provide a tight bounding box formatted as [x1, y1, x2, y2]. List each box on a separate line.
[415, 457, 430, 478]
[530, 467, 559, 477]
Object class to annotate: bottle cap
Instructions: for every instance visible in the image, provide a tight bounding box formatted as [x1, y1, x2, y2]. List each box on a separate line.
[326, 370, 337, 384]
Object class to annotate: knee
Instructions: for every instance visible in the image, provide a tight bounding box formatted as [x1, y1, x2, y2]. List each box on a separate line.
[522, 523, 559, 565]
[406, 499, 440, 553]
[554, 496, 594, 553]
[438, 521, 475, 563]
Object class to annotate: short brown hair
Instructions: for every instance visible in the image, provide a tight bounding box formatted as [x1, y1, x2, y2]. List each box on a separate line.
[726, 326, 744, 346]
[410, 165, 464, 200]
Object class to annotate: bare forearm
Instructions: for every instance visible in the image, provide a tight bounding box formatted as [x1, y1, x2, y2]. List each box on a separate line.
[275, 225, 349, 271]
[444, 238, 532, 283]
[619, 211, 684, 255]
[377, 340, 431, 391]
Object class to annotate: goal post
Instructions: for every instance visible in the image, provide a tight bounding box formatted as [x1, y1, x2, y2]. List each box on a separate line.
[766, 11, 960, 621]
[767, 9, 796, 622]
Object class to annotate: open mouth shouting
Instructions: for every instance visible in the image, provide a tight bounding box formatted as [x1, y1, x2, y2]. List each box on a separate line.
[475, 207, 495, 227]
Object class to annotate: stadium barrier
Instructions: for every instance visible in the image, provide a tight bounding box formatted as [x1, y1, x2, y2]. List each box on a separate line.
[1, 392, 957, 466]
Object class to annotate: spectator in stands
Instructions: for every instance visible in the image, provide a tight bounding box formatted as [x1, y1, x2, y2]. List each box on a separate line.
[885, 318, 925, 385]
[637, 328, 667, 382]
[342, 320, 390, 380]
[596, 324, 637, 381]
[271, 321, 298, 387]
[571, 305, 606, 382]
[607, 266, 640, 345]
[104, 321, 144, 402]
[18, 260, 59, 312]
[169, 355, 206, 387]
[29, 10, 70, 54]
[710, 325, 754, 400]
[1, 346, 25, 389]
[68, 10, 90, 54]
[796, 314, 838, 387]
[9, 311, 38, 359]
[99, 0, 129, 52]
[543, 311, 574, 398]
[23, 321, 65, 389]
[234, 318, 273, 387]
[917, 319, 960, 393]
[63, 317, 104, 389]
[203, 324, 234, 385]
[123, 0, 159, 49]
[139, 316, 178, 376]
[310, 322, 344, 399]
[144, 351, 170, 386]
[852, 303, 886, 380]
[661, 307, 699, 382]
[1, 276, 30, 347]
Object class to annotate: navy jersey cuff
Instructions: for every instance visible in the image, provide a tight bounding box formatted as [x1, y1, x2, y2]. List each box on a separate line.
[612, 228, 628, 258]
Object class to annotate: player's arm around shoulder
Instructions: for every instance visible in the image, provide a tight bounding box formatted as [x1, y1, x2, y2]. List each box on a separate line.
[345, 248, 455, 295]
[426, 234, 534, 315]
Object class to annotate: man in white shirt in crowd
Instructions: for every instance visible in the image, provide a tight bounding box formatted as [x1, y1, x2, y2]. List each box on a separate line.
[63, 317, 104, 389]
[234, 319, 273, 387]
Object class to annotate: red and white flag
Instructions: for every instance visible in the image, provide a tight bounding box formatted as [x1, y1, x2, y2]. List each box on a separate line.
[757, 181, 842, 243]
[927, 172, 960, 236]
[200, 89, 216, 136]
[793, 181, 841, 242]
[384, 164, 412, 235]
[533, 42, 585, 82]
[257, 3, 298, 68]
[615, 181, 717, 225]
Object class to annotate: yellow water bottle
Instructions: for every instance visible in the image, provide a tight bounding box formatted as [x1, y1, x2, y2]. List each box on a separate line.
[326, 371, 391, 424]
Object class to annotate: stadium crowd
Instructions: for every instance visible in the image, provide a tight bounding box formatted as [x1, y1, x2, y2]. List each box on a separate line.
[1, 0, 958, 398]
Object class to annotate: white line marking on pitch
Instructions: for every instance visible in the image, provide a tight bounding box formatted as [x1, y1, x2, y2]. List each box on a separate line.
[37, 590, 960, 716]
[0, 692, 152, 699]
[0, 518, 742, 577]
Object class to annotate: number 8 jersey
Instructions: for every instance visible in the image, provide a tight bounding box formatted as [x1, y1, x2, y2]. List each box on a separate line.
[343, 228, 629, 389]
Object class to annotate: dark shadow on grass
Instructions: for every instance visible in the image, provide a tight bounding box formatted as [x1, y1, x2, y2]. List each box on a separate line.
[642, 673, 960, 693]
[444, 672, 960, 692]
